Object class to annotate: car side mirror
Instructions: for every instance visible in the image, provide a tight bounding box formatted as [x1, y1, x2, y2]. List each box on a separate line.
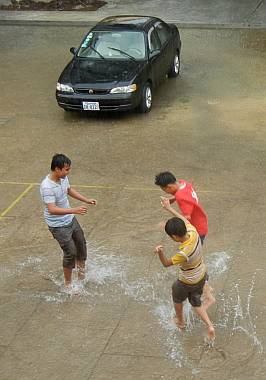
[70, 47, 77, 55]
[149, 49, 160, 59]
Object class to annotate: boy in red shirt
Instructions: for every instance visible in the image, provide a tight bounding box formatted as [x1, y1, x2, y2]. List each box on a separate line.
[155, 171, 215, 311]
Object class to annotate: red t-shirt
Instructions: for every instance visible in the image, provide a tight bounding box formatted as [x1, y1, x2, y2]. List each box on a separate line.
[175, 179, 208, 236]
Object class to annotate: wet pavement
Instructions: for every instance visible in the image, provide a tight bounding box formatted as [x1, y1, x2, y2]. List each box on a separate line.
[0, 24, 266, 380]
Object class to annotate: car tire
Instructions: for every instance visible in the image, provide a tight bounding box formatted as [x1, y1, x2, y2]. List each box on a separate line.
[138, 82, 152, 113]
[168, 52, 180, 77]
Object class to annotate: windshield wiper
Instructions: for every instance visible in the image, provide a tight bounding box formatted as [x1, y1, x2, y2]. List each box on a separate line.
[107, 47, 137, 62]
[87, 46, 106, 60]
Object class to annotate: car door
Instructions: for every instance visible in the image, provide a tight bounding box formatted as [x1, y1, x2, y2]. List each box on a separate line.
[154, 21, 173, 75]
[147, 26, 164, 87]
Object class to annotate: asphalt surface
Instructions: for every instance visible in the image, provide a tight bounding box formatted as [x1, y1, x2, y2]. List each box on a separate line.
[0, 23, 266, 380]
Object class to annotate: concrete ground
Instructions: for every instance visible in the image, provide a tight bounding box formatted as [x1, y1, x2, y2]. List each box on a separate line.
[0, 17, 266, 380]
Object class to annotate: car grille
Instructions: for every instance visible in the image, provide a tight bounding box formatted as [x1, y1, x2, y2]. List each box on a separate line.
[75, 88, 109, 95]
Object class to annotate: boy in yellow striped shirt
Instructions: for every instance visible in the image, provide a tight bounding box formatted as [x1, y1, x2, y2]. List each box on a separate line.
[155, 198, 215, 341]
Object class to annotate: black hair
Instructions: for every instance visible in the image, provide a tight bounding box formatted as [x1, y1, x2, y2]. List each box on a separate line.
[165, 217, 187, 238]
[154, 171, 176, 187]
[51, 154, 71, 171]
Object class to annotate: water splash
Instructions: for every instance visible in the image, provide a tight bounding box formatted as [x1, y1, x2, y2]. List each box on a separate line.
[1, 247, 263, 368]
[205, 251, 230, 277]
[217, 270, 263, 353]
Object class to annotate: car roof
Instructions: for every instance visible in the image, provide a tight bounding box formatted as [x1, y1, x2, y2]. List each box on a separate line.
[93, 15, 161, 32]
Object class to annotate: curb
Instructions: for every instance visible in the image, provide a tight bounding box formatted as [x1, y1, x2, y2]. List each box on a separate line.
[0, 18, 266, 29]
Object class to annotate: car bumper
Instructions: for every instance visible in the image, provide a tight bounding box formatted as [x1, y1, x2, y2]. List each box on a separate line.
[56, 91, 140, 112]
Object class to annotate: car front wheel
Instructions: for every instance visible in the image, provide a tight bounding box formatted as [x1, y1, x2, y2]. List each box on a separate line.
[168, 52, 180, 77]
[138, 82, 152, 113]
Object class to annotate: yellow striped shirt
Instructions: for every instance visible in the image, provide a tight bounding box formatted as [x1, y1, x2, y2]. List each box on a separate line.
[171, 223, 206, 284]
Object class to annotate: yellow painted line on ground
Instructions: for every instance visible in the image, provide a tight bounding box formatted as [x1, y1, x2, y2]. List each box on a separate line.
[75, 184, 159, 191]
[0, 181, 39, 186]
[0, 180, 225, 193]
[0, 184, 35, 220]
[74, 184, 117, 189]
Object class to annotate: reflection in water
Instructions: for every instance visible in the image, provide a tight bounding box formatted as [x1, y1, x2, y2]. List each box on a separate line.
[1, 245, 263, 371]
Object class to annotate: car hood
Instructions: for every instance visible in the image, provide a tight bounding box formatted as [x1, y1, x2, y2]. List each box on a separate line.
[61, 59, 145, 86]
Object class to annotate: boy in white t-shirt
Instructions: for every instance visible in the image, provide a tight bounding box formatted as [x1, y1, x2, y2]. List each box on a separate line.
[40, 153, 97, 289]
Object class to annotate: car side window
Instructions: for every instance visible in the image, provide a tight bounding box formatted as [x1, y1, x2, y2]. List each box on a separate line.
[148, 28, 161, 52]
[155, 22, 171, 46]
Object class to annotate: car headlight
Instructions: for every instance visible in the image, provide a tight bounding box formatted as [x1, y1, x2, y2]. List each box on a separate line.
[56, 83, 74, 93]
[110, 84, 137, 94]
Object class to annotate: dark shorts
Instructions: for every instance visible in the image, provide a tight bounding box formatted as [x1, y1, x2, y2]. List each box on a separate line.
[200, 235, 206, 245]
[49, 217, 87, 269]
[172, 273, 207, 307]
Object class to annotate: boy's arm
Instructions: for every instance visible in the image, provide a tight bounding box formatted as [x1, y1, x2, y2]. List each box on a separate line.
[160, 196, 176, 204]
[46, 203, 87, 215]
[155, 246, 186, 267]
[155, 246, 173, 267]
[160, 198, 190, 225]
[68, 187, 97, 205]
[41, 186, 87, 215]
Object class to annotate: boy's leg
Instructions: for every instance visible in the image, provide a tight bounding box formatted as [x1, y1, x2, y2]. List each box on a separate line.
[63, 267, 72, 286]
[72, 218, 87, 281]
[172, 280, 187, 329]
[49, 224, 76, 287]
[61, 238, 76, 286]
[173, 303, 185, 329]
[202, 282, 216, 311]
[76, 260, 85, 280]
[193, 306, 215, 340]
[189, 277, 215, 340]
[199, 237, 216, 310]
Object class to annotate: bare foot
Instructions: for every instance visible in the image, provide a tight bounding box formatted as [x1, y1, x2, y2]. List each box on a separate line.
[61, 283, 72, 294]
[207, 325, 215, 341]
[78, 271, 85, 281]
[172, 317, 186, 330]
[62, 284, 84, 296]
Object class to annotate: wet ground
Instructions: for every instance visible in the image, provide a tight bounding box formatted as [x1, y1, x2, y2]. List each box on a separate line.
[0, 25, 266, 379]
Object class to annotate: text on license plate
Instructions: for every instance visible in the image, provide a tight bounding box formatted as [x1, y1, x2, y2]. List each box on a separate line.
[82, 102, 100, 111]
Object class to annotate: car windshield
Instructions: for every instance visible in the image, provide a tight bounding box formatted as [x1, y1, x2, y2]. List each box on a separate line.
[77, 30, 146, 60]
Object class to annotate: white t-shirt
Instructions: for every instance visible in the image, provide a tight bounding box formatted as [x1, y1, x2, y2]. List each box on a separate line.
[40, 175, 74, 227]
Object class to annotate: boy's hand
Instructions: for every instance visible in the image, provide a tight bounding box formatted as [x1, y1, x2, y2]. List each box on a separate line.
[74, 206, 87, 215]
[155, 245, 164, 254]
[160, 197, 171, 210]
[87, 199, 97, 205]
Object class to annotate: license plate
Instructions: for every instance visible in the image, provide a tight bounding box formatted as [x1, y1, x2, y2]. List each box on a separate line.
[82, 101, 100, 111]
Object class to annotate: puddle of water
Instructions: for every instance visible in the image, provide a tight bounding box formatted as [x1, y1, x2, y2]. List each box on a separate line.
[1, 246, 263, 371]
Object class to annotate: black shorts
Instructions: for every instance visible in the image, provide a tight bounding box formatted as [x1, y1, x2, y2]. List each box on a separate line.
[200, 235, 206, 245]
[49, 217, 87, 269]
[172, 273, 207, 307]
